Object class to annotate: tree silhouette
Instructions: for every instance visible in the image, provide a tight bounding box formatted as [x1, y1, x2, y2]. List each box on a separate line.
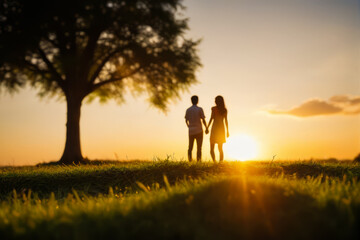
[0, 0, 201, 164]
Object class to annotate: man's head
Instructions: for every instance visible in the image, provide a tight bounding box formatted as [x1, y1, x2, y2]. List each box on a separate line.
[191, 95, 199, 105]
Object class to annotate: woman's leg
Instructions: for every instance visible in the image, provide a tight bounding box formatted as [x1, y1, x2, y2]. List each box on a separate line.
[218, 143, 224, 162]
[210, 142, 216, 162]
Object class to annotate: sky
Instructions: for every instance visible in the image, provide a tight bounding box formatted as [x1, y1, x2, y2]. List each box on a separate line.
[0, 0, 359, 165]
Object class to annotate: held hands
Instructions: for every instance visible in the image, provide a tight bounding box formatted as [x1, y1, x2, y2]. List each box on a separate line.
[205, 126, 209, 134]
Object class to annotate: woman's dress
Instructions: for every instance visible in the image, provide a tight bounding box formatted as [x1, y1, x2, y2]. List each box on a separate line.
[210, 106, 226, 144]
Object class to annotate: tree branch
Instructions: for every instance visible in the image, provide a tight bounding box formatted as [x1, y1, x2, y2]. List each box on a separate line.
[88, 47, 123, 84]
[91, 77, 123, 92]
[45, 36, 60, 49]
[37, 47, 66, 91]
[23, 60, 50, 76]
[88, 66, 141, 94]
[80, 28, 102, 77]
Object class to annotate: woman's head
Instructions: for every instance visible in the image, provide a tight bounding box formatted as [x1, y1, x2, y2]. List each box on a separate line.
[215, 95, 226, 115]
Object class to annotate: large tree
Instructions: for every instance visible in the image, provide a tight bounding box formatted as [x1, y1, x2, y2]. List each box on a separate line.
[0, 0, 201, 164]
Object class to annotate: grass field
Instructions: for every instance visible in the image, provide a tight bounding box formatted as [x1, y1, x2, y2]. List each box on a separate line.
[0, 160, 359, 239]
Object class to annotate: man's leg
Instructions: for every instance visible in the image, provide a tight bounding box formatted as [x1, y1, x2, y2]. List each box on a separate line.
[196, 132, 203, 162]
[188, 134, 195, 162]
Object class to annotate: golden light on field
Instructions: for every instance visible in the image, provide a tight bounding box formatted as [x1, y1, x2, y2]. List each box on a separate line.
[224, 134, 259, 161]
[0, 0, 359, 165]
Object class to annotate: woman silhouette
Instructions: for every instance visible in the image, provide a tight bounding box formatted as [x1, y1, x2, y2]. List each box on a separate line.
[207, 96, 229, 162]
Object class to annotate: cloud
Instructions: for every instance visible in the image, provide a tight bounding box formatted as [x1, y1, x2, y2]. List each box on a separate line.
[330, 95, 360, 106]
[268, 95, 360, 117]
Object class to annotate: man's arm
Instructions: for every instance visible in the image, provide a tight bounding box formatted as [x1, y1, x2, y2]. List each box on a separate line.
[201, 118, 207, 127]
[185, 109, 189, 127]
[201, 118, 209, 134]
[202, 118, 209, 134]
[200, 108, 208, 134]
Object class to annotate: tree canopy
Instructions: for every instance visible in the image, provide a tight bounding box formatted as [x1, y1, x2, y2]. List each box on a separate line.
[0, 0, 201, 164]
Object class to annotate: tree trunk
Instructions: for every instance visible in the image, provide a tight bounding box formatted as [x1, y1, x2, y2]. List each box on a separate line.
[58, 95, 86, 164]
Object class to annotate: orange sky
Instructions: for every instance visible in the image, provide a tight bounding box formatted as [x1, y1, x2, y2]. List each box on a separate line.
[0, 0, 359, 165]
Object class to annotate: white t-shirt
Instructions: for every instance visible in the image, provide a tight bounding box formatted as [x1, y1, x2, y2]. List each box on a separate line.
[185, 105, 205, 135]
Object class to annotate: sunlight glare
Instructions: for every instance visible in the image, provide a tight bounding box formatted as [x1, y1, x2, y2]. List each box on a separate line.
[224, 134, 259, 161]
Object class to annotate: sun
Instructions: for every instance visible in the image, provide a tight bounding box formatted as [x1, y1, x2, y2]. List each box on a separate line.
[224, 134, 259, 161]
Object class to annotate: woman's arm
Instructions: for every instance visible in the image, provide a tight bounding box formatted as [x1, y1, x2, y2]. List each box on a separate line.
[208, 117, 213, 129]
[207, 108, 214, 129]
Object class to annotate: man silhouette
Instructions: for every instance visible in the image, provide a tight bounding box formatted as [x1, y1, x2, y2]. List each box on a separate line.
[185, 95, 208, 162]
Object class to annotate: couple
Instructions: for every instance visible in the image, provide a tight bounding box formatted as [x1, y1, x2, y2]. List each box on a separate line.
[185, 95, 229, 163]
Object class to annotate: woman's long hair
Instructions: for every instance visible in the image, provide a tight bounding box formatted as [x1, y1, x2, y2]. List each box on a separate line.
[215, 95, 227, 115]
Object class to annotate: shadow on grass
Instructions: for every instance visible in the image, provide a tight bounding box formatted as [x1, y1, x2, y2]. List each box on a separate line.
[1, 177, 358, 240]
[0, 161, 225, 199]
[1, 161, 360, 199]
